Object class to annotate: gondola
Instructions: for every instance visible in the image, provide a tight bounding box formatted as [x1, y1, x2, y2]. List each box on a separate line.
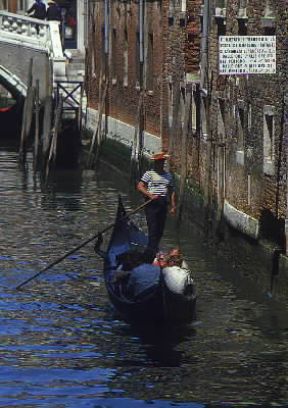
[95, 196, 197, 325]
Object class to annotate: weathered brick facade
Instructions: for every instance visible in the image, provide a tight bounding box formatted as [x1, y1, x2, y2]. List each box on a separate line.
[85, 0, 202, 153]
[86, 0, 164, 140]
[0, 1, 17, 12]
[85, 0, 287, 246]
[195, 0, 288, 247]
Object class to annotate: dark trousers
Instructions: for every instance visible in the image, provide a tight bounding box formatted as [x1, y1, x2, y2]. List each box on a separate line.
[144, 198, 168, 262]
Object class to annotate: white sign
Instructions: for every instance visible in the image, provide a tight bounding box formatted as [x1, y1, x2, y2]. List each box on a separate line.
[219, 36, 276, 75]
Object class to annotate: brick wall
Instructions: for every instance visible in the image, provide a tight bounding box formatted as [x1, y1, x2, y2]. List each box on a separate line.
[197, 0, 288, 244]
[86, 0, 202, 155]
[86, 0, 165, 144]
[9, 0, 17, 13]
[0, 1, 17, 12]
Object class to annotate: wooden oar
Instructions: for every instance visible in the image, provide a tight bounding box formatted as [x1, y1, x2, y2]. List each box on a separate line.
[16, 199, 152, 290]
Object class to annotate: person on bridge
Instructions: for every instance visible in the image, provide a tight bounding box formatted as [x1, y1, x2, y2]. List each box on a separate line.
[46, 0, 62, 22]
[26, 0, 46, 20]
[137, 151, 177, 263]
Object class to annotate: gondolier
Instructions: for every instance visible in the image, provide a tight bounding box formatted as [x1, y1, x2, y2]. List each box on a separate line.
[137, 151, 177, 262]
[46, 0, 62, 21]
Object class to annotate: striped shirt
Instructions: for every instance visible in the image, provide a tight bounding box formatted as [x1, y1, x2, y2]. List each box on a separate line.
[141, 170, 174, 197]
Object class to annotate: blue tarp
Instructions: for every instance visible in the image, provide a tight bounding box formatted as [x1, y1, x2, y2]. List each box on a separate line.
[126, 263, 160, 298]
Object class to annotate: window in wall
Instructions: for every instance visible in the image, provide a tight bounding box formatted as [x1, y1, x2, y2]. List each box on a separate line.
[236, 101, 245, 165]
[18, 0, 25, 11]
[135, 31, 140, 88]
[247, 103, 252, 132]
[237, 0, 248, 32]
[262, 0, 275, 35]
[214, 0, 227, 35]
[59, 0, 77, 49]
[111, 28, 117, 83]
[181, 0, 186, 12]
[215, 0, 227, 12]
[191, 84, 200, 135]
[264, 0, 274, 17]
[123, 28, 128, 87]
[168, 77, 173, 128]
[201, 95, 208, 141]
[199, 2, 203, 33]
[180, 87, 185, 130]
[168, 0, 175, 25]
[216, 98, 227, 202]
[101, 25, 105, 74]
[217, 21, 226, 36]
[90, 41, 96, 78]
[0, 0, 8, 9]
[238, 20, 247, 35]
[263, 105, 275, 176]
[217, 98, 226, 142]
[192, 90, 197, 134]
[238, 0, 247, 13]
[264, 26, 275, 35]
[246, 103, 253, 160]
[84, 0, 89, 48]
[146, 32, 154, 91]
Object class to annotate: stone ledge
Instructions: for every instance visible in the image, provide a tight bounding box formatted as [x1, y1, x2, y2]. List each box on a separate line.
[223, 199, 259, 240]
[84, 107, 161, 156]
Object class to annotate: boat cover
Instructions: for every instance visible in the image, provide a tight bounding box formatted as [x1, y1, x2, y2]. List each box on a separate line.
[125, 263, 160, 298]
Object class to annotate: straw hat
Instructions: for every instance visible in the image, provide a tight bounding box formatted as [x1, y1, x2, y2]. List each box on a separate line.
[151, 151, 170, 161]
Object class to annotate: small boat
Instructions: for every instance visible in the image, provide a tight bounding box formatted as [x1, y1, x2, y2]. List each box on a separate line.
[95, 196, 197, 325]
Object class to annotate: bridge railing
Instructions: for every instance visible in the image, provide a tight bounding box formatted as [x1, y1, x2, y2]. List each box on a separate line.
[0, 11, 50, 48]
[0, 11, 66, 80]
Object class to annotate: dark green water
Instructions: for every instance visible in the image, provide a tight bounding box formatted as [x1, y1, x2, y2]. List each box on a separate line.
[0, 146, 287, 408]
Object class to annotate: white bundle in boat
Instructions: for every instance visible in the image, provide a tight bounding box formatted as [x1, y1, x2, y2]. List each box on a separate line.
[162, 262, 194, 295]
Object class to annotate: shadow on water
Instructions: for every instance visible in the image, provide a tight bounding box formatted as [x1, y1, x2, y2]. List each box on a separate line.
[39, 169, 84, 211]
[116, 321, 197, 368]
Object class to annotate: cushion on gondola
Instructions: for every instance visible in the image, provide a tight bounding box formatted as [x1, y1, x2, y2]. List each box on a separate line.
[162, 265, 194, 295]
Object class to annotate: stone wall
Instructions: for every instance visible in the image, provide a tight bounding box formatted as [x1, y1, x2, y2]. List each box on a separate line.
[0, 41, 50, 99]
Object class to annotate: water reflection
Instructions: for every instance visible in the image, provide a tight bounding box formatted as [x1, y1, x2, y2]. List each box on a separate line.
[40, 169, 84, 211]
[0, 145, 288, 407]
[114, 322, 196, 368]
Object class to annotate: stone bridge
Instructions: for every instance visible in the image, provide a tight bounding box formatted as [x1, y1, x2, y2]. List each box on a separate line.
[0, 11, 67, 101]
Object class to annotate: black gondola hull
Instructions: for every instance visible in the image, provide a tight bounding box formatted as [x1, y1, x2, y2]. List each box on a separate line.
[101, 196, 197, 325]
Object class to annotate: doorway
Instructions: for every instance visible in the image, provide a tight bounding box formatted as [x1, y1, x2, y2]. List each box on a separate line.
[58, 0, 77, 49]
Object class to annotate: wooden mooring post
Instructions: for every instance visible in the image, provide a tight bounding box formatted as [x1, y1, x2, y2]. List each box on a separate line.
[19, 58, 34, 164]
[87, 80, 108, 168]
[33, 79, 40, 172]
[42, 95, 53, 160]
[45, 96, 63, 179]
[17, 71, 84, 181]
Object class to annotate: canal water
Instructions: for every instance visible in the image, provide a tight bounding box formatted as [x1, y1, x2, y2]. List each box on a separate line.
[0, 144, 288, 408]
